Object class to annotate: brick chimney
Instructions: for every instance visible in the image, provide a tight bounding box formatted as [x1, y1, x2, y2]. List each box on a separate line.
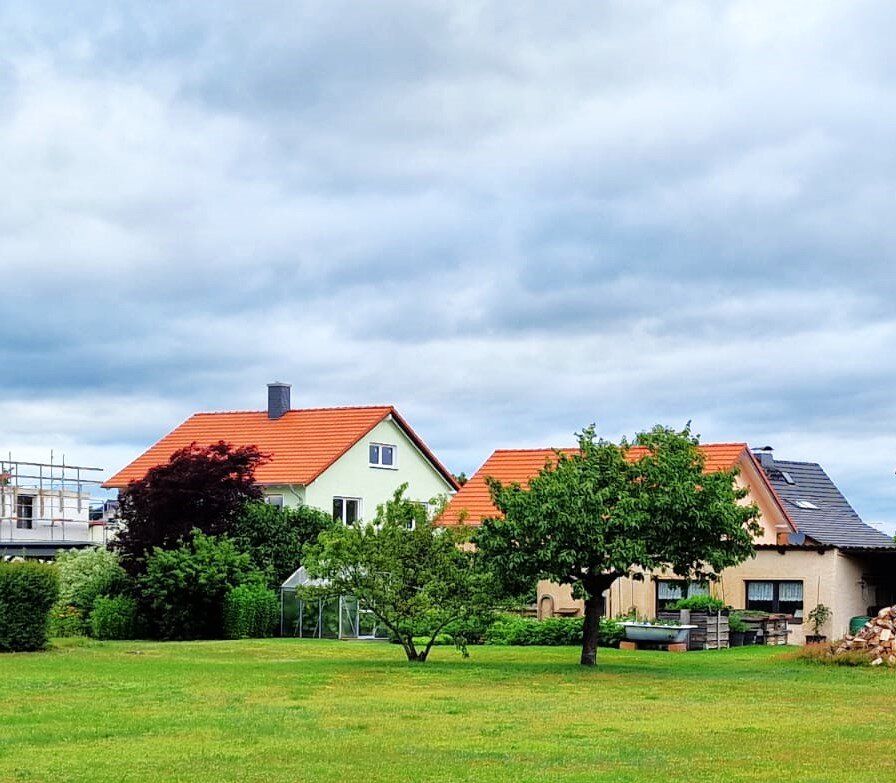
[267, 382, 291, 420]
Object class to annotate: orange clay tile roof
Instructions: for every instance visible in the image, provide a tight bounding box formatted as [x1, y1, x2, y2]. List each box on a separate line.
[103, 406, 458, 490]
[439, 443, 752, 526]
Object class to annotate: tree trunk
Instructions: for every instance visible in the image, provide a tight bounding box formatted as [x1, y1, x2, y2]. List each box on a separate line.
[580, 592, 602, 666]
[400, 635, 420, 661]
[579, 574, 616, 667]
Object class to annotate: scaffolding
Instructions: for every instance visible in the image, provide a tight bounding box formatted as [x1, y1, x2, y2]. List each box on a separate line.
[0, 452, 112, 548]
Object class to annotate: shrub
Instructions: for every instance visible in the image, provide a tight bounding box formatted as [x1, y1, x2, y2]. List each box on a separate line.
[223, 584, 279, 639]
[0, 561, 60, 651]
[49, 604, 86, 638]
[90, 596, 140, 640]
[140, 532, 264, 640]
[667, 595, 727, 612]
[485, 616, 623, 647]
[55, 548, 130, 616]
[728, 612, 748, 633]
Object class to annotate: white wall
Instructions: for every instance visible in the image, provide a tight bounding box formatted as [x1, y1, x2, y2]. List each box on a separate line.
[0, 488, 93, 544]
[302, 417, 455, 522]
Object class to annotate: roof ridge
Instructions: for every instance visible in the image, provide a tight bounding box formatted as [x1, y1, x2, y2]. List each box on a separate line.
[490, 447, 575, 453]
[191, 405, 395, 416]
[490, 443, 747, 454]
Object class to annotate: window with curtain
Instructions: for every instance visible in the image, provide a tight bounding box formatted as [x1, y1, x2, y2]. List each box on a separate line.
[656, 579, 710, 610]
[745, 580, 803, 620]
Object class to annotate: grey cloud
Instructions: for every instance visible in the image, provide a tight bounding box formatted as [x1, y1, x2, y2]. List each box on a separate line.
[1, 1, 895, 528]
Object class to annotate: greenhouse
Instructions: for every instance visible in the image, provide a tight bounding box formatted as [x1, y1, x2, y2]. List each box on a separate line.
[279, 566, 388, 639]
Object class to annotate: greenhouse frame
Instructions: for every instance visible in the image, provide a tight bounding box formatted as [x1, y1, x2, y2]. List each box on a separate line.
[279, 566, 388, 640]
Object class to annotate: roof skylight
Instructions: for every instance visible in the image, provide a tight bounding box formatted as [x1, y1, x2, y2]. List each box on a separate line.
[781, 471, 795, 485]
[794, 500, 819, 510]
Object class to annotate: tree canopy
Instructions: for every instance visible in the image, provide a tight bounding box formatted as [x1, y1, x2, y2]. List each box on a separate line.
[113, 441, 267, 573]
[474, 425, 761, 665]
[301, 485, 495, 662]
[231, 501, 335, 588]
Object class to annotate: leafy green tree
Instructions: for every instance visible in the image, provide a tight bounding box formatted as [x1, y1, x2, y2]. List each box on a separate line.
[114, 441, 267, 574]
[139, 532, 264, 640]
[302, 485, 496, 662]
[475, 425, 761, 666]
[231, 501, 335, 588]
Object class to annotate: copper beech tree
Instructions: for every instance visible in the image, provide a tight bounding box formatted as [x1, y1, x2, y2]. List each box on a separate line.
[114, 441, 268, 573]
[475, 425, 761, 666]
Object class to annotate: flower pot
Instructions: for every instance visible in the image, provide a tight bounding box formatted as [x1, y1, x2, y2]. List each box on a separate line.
[742, 629, 758, 645]
[729, 630, 745, 647]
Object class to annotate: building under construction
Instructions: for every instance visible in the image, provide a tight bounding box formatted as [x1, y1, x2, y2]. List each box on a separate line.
[0, 454, 119, 558]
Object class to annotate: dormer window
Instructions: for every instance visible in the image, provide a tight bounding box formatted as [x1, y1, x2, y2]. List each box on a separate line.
[369, 443, 397, 469]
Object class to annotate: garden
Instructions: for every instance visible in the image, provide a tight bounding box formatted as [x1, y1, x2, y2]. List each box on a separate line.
[2, 638, 896, 783]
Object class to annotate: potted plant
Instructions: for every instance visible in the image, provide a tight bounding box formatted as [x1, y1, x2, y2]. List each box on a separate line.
[805, 603, 832, 644]
[728, 612, 747, 647]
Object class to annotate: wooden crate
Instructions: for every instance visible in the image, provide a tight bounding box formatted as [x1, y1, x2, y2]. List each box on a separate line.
[657, 610, 730, 650]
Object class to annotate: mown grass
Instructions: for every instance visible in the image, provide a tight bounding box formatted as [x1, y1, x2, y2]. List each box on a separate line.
[1, 639, 893, 782]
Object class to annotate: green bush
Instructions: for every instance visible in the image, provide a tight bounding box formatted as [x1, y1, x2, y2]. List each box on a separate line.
[485, 615, 623, 647]
[231, 501, 335, 588]
[667, 595, 726, 612]
[90, 596, 140, 640]
[0, 561, 60, 651]
[140, 532, 264, 640]
[223, 583, 279, 639]
[49, 603, 86, 637]
[55, 548, 130, 615]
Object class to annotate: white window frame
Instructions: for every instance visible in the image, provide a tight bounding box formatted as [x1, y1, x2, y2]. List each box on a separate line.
[264, 494, 285, 509]
[333, 496, 362, 526]
[368, 442, 398, 470]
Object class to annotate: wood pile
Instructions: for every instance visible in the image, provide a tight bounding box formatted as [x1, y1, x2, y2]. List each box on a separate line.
[836, 606, 896, 666]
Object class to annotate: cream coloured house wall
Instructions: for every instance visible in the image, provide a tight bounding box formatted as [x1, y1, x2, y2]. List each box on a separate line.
[260, 484, 306, 507]
[533, 453, 868, 644]
[277, 417, 455, 521]
[539, 549, 872, 645]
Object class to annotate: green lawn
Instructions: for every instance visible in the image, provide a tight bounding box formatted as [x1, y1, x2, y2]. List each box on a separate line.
[1, 639, 893, 783]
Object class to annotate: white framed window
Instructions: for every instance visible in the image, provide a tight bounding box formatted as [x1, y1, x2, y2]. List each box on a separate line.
[745, 580, 804, 621]
[655, 579, 709, 611]
[333, 497, 362, 526]
[369, 443, 397, 469]
[264, 494, 284, 509]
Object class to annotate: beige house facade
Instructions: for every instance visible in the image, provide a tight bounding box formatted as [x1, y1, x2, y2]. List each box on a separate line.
[442, 443, 896, 645]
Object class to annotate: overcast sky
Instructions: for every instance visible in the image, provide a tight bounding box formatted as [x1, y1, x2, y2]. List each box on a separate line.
[2, 1, 895, 533]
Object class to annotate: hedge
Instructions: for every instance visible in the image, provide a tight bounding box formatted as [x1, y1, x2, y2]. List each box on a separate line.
[485, 615, 624, 647]
[48, 604, 86, 638]
[90, 596, 140, 640]
[0, 561, 60, 652]
[223, 583, 279, 639]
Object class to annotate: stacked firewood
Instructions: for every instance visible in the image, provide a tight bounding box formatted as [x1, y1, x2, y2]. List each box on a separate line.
[836, 607, 896, 666]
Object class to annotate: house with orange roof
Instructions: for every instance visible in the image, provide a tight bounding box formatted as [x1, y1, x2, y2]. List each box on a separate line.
[105, 383, 458, 526]
[441, 443, 896, 644]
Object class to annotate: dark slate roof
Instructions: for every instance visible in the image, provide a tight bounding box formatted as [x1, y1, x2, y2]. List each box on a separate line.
[759, 458, 895, 549]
